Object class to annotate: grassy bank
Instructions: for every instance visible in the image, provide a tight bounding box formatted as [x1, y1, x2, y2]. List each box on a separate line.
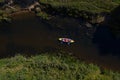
[37, 0, 120, 36]
[37, 0, 120, 24]
[0, 52, 120, 80]
[40, 0, 120, 13]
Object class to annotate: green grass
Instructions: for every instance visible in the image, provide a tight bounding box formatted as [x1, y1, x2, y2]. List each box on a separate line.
[40, 0, 120, 13]
[0, 53, 120, 80]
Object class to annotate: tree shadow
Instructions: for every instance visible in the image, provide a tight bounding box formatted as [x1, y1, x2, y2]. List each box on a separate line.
[92, 24, 120, 56]
[107, 5, 120, 38]
[93, 5, 120, 56]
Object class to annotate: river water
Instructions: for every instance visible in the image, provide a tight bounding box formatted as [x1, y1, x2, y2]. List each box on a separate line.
[0, 12, 120, 72]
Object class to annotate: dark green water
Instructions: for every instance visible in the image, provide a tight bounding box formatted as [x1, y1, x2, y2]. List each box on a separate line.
[0, 12, 120, 71]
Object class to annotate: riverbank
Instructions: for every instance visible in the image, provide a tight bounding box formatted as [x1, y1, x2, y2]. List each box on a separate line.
[0, 52, 120, 80]
[1, 0, 120, 23]
[0, 0, 120, 26]
[37, 0, 120, 37]
[40, 0, 120, 13]
[37, 0, 119, 22]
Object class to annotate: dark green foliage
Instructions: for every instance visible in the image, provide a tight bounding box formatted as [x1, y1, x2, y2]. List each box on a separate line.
[0, 53, 120, 80]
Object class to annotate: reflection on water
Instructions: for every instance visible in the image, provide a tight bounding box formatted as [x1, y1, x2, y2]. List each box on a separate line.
[0, 12, 120, 71]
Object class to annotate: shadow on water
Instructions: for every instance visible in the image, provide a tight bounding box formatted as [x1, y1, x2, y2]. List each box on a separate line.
[92, 5, 120, 56]
[93, 25, 120, 56]
[0, 21, 11, 34]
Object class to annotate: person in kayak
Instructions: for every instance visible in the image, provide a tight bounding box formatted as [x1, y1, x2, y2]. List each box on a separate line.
[58, 38, 75, 45]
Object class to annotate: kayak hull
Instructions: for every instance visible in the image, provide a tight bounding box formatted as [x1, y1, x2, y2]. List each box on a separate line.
[58, 38, 75, 43]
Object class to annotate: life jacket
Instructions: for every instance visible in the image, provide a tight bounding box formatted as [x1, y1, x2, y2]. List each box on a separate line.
[62, 38, 71, 42]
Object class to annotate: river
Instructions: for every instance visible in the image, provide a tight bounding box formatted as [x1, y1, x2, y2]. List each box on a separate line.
[0, 12, 120, 72]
